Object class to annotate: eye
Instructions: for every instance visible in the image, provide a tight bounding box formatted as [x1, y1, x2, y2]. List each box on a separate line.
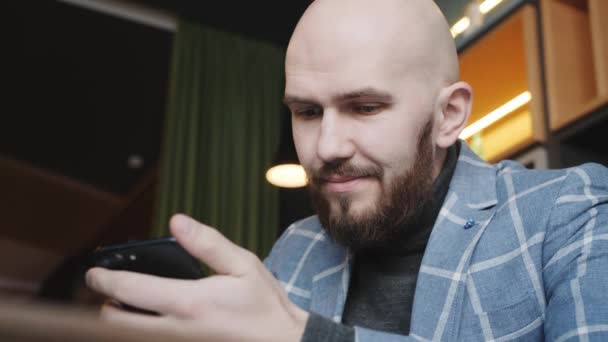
[294, 106, 323, 119]
[351, 103, 383, 114]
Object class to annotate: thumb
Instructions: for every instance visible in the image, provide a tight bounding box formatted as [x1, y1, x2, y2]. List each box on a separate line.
[169, 214, 251, 276]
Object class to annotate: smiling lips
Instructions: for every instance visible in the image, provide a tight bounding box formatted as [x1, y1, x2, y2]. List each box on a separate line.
[324, 175, 367, 193]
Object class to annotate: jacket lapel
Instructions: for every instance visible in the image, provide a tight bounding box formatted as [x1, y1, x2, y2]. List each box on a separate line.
[308, 143, 499, 335]
[309, 244, 352, 320]
[410, 144, 498, 341]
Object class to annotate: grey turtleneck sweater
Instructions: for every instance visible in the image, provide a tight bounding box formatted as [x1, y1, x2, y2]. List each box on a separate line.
[300, 143, 460, 341]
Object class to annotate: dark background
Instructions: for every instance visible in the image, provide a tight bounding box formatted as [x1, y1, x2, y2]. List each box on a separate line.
[1, 0, 314, 246]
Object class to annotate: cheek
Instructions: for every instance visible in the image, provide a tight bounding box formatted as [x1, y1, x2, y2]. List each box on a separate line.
[354, 114, 421, 170]
[292, 124, 316, 170]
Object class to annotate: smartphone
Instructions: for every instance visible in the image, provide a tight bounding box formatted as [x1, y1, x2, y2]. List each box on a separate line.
[88, 236, 205, 280]
[88, 237, 204, 315]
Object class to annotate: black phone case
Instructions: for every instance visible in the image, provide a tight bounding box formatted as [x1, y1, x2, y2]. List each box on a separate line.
[88, 237, 204, 280]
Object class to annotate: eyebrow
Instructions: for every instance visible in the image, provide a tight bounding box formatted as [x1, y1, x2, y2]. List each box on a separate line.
[334, 88, 393, 102]
[282, 95, 313, 106]
[283, 87, 393, 106]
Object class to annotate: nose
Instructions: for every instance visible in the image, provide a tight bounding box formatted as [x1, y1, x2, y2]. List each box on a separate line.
[316, 112, 355, 163]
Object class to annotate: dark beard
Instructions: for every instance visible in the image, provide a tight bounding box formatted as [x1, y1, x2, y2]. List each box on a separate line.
[308, 119, 435, 251]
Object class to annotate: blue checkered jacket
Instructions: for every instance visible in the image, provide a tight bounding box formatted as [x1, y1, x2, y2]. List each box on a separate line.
[264, 143, 608, 341]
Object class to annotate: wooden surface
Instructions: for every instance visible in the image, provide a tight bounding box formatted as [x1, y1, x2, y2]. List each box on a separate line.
[522, 5, 546, 142]
[589, 0, 608, 96]
[459, 4, 541, 161]
[542, 0, 598, 131]
[0, 298, 196, 341]
[0, 155, 122, 254]
[555, 93, 608, 131]
[460, 6, 530, 123]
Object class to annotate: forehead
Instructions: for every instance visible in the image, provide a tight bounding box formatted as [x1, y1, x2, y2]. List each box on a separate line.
[285, 32, 429, 102]
[284, 56, 421, 104]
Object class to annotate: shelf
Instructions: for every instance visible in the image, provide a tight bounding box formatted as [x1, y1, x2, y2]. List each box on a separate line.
[459, 4, 545, 162]
[554, 94, 608, 140]
[514, 145, 549, 169]
[542, 0, 608, 131]
[456, 0, 528, 53]
[590, 0, 608, 95]
[555, 101, 608, 168]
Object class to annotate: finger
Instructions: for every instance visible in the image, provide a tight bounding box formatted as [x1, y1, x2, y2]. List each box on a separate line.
[86, 267, 197, 317]
[169, 214, 255, 276]
[99, 303, 174, 333]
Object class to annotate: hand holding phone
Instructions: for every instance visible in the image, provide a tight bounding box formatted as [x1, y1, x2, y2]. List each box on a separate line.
[87, 236, 204, 314]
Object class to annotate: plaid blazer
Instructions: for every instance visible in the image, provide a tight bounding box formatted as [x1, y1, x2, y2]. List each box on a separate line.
[264, 143, 608, 341]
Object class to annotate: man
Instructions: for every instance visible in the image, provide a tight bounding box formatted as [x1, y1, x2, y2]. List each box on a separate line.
[86, 0, 608, 340]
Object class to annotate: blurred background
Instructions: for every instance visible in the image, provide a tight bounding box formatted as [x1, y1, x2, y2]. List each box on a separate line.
[1, 0, 607, 308]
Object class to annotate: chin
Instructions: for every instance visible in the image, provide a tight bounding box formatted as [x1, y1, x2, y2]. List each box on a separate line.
[349, 199, 376, 217]
[335, 194, 378, 220]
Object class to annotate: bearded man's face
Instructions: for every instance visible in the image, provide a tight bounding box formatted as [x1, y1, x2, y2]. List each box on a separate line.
[285, 26, 441, 249]
[286, 77, 438, 249]
[306, 119, 435, 249]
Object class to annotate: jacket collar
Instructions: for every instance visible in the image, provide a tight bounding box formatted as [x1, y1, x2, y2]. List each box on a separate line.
[309, 142, 500, 336]
[448, 142, 498, 209]
[409, 142, 499, 340]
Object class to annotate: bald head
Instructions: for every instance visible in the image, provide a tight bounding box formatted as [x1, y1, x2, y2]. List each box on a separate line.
[287, 0, 459, 88]
[286, 1, 472, 249]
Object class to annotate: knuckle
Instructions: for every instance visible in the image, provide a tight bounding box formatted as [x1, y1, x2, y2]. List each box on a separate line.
[242, 250, 261, 270]
[243, 250, 258, 262]
[172, 297, 197, 318]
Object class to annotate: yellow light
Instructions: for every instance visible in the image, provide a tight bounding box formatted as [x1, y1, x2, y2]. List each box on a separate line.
[451, 17, 471, 38]
[459, 91, 532, 140]
[479, 0, 503, 14]
[265, 164, 308, 188]
[451, 1, 503, 38]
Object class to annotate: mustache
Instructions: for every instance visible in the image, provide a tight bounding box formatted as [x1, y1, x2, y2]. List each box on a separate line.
[310, 161, 383, 185]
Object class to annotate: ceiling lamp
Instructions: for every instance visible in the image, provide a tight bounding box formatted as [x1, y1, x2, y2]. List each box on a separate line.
[266, 164, 307, 188]
[479, 0, 504, 14]
[266, 115, 307, 188]
[450, 0, 505, 38]
[451, 17, 471, 37]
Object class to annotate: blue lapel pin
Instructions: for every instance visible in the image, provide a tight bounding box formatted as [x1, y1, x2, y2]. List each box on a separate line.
[464, 219, 476, 230]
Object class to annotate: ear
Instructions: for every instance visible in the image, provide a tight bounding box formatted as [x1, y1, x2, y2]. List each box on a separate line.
[435, 81, 473, 148]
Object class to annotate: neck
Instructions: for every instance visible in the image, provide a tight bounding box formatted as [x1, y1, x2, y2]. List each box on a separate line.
[432, 146, 448, 183]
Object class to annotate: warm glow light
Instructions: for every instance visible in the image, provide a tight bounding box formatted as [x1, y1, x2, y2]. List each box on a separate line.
[479, 0, 503, 14]
[460, 91, 532, 140]
[265, 164, 308, 188]
[451, 17, 471, 37]
[450, 0, 502, 38]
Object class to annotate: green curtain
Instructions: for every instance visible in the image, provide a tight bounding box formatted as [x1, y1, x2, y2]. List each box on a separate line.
[153, 19, 284, 258]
